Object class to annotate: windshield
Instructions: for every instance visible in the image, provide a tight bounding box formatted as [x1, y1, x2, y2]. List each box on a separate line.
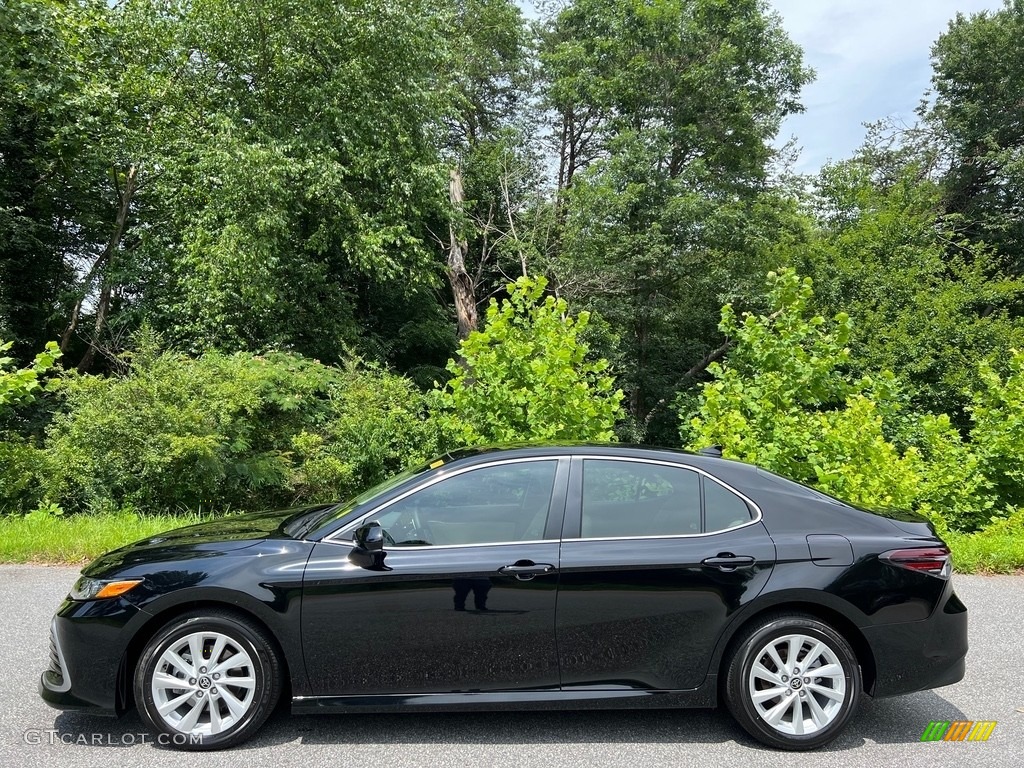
[282, 459, 436, 539]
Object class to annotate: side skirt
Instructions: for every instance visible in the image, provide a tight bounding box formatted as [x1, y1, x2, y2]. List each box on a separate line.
[292, 678, 717, 714]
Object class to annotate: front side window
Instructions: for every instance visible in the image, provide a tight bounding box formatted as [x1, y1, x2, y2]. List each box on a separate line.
[581, 460, 701, 538]
[362, 460, 558, 547]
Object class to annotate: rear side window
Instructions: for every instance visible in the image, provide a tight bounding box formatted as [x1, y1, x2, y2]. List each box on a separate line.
[581, 460, 701, 537]
[579, 460, 754, 538]
[704, 478, 753, 532]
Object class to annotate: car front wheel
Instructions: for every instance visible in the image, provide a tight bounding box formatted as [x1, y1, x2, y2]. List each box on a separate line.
[134, 610, 282, 750]
[724, 613, 862, 750]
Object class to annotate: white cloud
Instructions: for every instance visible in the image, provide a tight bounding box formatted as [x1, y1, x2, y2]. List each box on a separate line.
[771, 0, 1005, 173]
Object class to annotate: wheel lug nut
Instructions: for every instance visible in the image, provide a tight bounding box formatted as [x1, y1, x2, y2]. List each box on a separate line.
[211, 687, 218, 694]
[200, 666, 207, 674]
[213, 673, 220, 680]
[793, 668, 800, 674]
[197, 690, 205, 697]
[803, 677, 810, 684]
[799, 690, 806, 697]
[781, 675, 788, 682]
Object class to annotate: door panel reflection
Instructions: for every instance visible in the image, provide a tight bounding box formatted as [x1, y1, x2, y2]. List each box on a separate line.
[301, 542, 560, 695]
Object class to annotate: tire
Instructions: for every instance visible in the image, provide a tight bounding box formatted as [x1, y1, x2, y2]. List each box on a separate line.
[723, 613, 862, 750]
[134, 609, 283, 750]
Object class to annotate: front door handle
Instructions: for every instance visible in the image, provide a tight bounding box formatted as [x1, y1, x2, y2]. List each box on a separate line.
[498, 562, 556, 581]
[701, 554, 756, 571]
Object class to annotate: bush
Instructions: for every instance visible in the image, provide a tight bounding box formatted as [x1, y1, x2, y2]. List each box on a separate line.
[0, 340, 61, 514]
[45, 345, 441, 514]
[970, 352, 1024, 510]
[683, 269, 921, 510]
[434, 276, 624, 445]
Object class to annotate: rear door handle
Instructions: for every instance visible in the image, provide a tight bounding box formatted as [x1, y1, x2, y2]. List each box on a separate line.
[701, 554, 756, 571]
[498, 562, 556, 581]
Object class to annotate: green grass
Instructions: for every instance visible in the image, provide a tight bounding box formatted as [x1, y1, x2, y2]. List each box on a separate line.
[946, 531, 1024, 574]
[0, 510, 1021, 574]
[0, 510, 203, 564]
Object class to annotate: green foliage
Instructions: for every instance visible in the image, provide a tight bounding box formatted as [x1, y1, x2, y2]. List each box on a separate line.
[435, 276, 624, 444]
[44, 345, 439, 514]
[0, 439, 48, 515]
[288, 361, 446, 503]
[0, 340, 60, 413]
[926, 0, 1024, 273]
[539, 0, 812, 441]
[684, 269, 1024, 532]
[684, 269, 922, 510]
[969, 351, 1024, 511]
[796, 158, 1024, 421]
[0, 340, 61, 514]
[914, 413, 994, 532]
[944, 507, 1024, 574]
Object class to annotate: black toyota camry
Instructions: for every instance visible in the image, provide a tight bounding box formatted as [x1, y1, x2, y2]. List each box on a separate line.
[40, 444, 967, 751]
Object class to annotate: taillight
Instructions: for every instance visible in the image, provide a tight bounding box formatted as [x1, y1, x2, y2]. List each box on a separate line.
[880, 547, 952, 578]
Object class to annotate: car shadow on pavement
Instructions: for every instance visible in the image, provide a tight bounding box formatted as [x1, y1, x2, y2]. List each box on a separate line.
[49, 690, 965, 752]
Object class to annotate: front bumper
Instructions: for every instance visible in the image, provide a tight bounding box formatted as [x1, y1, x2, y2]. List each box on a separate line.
[38, 597, 143, 716]
[863, 586, 968, 697]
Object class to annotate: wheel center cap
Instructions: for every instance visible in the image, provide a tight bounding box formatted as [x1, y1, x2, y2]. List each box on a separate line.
[198, 676, 211, 689]
[790, 678, 802, 690]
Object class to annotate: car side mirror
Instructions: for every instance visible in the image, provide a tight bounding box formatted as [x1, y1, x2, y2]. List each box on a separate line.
[354, 522, 385, 552]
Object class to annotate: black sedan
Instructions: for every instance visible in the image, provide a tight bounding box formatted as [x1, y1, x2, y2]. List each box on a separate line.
[40, 445, 967, 751]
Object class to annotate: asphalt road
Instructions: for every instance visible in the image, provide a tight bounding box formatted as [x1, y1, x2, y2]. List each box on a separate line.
[1, 565, 1020, 768]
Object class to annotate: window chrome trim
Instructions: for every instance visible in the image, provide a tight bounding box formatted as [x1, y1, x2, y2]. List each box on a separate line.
[322, 456, 563, 548]
[320, 453, 763, 549]
[320, 537, 561, 551]
[569, 454, 763, 541]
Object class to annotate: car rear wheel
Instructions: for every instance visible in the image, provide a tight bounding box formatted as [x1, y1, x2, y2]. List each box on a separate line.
[134, 610, 282, 750]
[724, 613, 862, 750]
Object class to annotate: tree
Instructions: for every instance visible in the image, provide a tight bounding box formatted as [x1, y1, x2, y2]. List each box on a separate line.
[538, 0, 812, 442]
[794, 158, 1024, 422]
[122, 0, 455, 363]
[926, 0, 1024, 274]
[0, 0, 118, 366]
[441, 0, 536, 340]
[435, 276, 623, 444]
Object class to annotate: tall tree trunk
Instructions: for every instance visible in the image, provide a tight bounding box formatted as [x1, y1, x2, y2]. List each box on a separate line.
[447, 168, 477, 341]
[64, 163, 137, 369]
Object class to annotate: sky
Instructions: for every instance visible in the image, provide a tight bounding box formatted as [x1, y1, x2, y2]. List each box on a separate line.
[770, 0, 1005, 173]
[520, 1, 1006, 174]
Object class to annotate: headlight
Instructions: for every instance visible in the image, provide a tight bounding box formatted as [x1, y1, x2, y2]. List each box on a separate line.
[69, 576, 143, 601]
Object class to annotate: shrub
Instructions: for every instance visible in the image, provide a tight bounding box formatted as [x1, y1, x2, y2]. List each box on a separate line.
[45, 346, 440, 514]
[434, 276, 624, 445]
[0, 340, 61, 514]
[684, 269, 921, 510]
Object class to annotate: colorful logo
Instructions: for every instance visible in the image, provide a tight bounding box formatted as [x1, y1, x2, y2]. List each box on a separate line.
[920, 721, 997, 742]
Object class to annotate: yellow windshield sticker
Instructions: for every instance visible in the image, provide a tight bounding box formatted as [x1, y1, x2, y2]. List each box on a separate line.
[429, 459, 445, 469]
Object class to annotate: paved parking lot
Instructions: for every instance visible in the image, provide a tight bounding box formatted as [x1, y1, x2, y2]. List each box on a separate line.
[1, 565, 1020, 767]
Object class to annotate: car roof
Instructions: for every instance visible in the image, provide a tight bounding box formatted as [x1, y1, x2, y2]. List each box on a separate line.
[438, 442, 762, 478]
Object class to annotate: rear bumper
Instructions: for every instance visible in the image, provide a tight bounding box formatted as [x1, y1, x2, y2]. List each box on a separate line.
[863, 586, 968, 697]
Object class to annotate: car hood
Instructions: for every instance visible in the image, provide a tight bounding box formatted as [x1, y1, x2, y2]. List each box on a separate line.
[81, 506, 322, 576]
